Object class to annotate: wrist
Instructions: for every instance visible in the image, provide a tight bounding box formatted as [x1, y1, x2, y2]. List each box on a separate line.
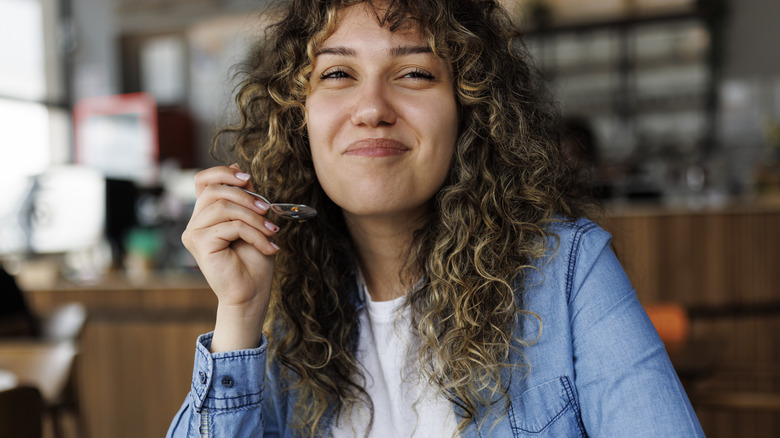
[210, 301, 266, 353]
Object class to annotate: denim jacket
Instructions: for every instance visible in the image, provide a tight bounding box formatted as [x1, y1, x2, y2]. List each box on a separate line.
[167, 218, 705, 437]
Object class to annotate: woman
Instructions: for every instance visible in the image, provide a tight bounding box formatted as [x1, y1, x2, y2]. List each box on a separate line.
[168, 0, 704, 436]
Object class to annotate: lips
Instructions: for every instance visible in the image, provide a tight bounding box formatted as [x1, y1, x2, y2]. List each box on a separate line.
[344, 138, 410, 157]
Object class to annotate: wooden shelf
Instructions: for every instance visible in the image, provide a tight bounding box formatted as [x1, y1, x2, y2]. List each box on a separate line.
[524, 9, 702, 36]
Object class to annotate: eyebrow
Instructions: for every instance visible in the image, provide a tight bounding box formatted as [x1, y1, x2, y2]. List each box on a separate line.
[314, 45, 432, 58]
[315, 46, 356, 57]
[390, 45, 432, 57]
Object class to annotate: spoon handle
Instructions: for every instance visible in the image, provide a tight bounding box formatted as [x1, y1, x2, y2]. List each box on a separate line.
[229, 185, 273, 205]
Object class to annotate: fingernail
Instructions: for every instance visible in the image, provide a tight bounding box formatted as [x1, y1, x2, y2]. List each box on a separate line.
[254, 199, 270, 210]
[236, 172, 251, 181]
[270, 242, 280, 251]
[264, 220, 279, 233]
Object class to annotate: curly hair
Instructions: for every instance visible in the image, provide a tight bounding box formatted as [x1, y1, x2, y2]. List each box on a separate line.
[213, 0, 592, 435]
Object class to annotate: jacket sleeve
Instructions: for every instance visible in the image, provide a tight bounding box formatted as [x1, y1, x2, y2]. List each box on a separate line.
[567, 225, 705, 437]
[166, 332, 271, 438]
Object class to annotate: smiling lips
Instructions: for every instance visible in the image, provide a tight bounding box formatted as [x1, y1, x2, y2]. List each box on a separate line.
[344, 138, 410, 157]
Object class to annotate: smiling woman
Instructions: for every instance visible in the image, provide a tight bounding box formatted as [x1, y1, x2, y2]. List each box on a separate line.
[168, 1, 705, 437]
[306, 3, 458, 233]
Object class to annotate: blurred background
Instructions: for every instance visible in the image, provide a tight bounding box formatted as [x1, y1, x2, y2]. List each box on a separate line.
[0, 0, 778, 437]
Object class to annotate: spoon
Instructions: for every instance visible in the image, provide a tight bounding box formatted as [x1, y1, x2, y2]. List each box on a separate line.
[230, 185, 317, 221]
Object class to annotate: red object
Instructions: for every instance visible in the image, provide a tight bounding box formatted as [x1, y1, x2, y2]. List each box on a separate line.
[73, 92, 159, 181]
[644, 303, 690, 351]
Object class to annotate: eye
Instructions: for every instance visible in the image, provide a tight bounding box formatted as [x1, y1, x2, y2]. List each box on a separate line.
[403, 68, 435, 80]
[320, 68, 351, 80]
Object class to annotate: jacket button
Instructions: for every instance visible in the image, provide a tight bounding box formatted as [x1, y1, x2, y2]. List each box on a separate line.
[221, 376, 234, 388]
[199, 371, 207, 384]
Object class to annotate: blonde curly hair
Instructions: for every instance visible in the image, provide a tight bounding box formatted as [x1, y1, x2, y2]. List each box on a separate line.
[213, 0, 592, 435]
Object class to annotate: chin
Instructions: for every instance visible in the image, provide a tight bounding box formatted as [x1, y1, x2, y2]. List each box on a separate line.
[340, 198, 430, 222]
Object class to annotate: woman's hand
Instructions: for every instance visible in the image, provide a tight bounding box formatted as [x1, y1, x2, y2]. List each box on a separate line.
[181, 165, 280, 352]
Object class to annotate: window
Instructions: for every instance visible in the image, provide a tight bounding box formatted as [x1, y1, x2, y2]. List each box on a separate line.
[0, 0, 69, 254]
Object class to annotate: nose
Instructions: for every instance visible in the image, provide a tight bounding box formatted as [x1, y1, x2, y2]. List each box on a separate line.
[350, 80, 397, 127]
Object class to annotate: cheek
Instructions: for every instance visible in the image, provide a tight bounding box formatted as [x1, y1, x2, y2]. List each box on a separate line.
[435, 101, 459, 167]
[305, 107, 329, 169]
[432, 105, 459, 187]
[305, 102, 323, 145]
[305, 98, 346, 204]
[307, 136, 330, 187]
[305, 96, 345, 150]
[424, 89, 459, 138]
[305, 122, 337, 196]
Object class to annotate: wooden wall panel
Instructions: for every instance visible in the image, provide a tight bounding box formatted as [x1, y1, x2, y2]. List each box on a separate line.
[603, 206, 780, 306]
[77, 320, 214, 437]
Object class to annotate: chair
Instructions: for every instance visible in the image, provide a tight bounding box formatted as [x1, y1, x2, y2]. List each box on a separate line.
[39, 303, 88, 438]
[0, 385, 44, 438]
[40, 303, 87, 343]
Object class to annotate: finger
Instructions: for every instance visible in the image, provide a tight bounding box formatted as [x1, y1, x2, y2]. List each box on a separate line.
[228, 163, 258, 193]
[192, 182, 270, 219]
[182, 217, 278, 258]
[185, 219, 280, 257]
[193, 165, 253, 197]
[192, 198, 280, 239]
[228, 163, 259, 195]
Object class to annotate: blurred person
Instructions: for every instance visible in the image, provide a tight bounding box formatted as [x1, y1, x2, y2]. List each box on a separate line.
[560, 116, 613, 200]
[168, 0, 703, 436]
[0, 265, 39, 337]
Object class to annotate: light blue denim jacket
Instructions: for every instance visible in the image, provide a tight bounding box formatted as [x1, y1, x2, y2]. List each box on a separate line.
[167, 218, 704, 437]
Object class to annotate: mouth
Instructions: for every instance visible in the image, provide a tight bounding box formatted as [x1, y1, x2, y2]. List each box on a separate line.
[344, 138, 410, 157]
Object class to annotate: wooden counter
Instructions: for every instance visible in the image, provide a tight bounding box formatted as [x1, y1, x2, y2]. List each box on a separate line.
[25, 274, 216, 438]
[0, 341, 76, 403]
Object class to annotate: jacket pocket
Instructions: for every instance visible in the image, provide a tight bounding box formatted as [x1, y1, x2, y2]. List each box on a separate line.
[508, 376, 586, 437]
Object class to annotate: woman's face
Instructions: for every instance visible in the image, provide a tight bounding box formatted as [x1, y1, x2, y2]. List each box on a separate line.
[305, 3, 458, 223]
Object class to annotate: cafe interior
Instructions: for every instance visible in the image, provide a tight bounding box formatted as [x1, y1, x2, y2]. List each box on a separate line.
[0, 0, 778, 436]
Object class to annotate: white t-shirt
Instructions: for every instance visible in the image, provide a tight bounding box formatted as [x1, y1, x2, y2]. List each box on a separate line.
[330, 279, 458, 438]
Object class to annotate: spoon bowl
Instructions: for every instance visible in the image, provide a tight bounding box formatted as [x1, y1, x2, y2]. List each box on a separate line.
[269, 203, 318, 221]
[230, 186, 317, 221]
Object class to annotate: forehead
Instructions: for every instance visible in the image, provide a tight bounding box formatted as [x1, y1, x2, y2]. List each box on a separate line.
[317, 3, 426, 49]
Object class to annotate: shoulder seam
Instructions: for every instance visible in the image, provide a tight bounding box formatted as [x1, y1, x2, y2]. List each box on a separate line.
[564, 221, 599, 304]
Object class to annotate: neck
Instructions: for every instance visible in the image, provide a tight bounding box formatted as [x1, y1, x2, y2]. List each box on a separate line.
[344, 211, 420, 302]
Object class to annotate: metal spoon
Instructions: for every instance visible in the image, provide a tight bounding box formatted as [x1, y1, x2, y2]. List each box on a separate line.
[230, 186, 317, 221]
